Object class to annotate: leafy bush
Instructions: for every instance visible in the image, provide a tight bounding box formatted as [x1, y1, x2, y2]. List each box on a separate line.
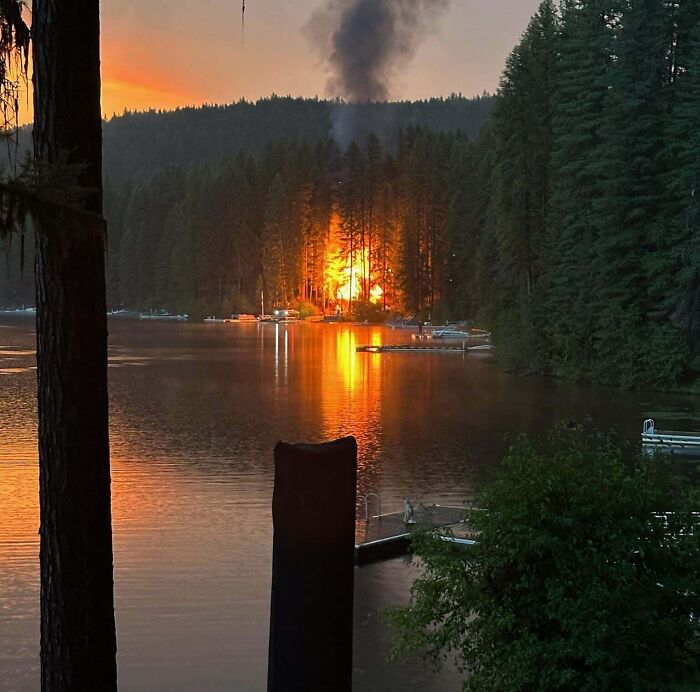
[388, 429, 700, 691]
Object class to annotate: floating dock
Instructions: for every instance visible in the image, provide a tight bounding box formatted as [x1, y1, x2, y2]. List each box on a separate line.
[356, 343, 493, 354]
[642, 419, 700, 459]
[354, 505, 474, 565]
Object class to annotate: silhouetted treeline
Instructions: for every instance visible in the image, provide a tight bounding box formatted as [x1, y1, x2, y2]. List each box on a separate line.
[1, 94, 493, 314]
[103, 95, 493, 181]
[457, 0, 700, 388]
[105, 129, 473, 320]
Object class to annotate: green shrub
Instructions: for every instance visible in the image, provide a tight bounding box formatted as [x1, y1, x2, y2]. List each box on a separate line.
[388, 429, 700, 691]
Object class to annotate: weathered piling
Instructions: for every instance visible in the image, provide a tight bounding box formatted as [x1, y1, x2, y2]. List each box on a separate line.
[267, 437, 358, 692]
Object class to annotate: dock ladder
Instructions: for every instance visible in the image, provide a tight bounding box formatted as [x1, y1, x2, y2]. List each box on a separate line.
[357, 492, 382, 522]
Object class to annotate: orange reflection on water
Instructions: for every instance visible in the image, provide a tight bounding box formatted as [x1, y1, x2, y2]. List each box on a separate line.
[0, 373, 39, 578]
[0, 454, 38, 576]
[0, 421, 181, 578]
[318, 327, 384, 486]
[336, 328, 359, 392]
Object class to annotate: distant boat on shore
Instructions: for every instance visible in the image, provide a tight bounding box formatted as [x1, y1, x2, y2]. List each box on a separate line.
[431, 326, 473, 339]
[413, 324, 491, 340]
[108, 309, 140, 319]
[0, 307, 36, 316]
[139, 310, 188, 322]
[272, 308, 300, 322]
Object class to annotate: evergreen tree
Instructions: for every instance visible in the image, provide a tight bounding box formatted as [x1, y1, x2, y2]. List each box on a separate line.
[546, 0, 621, 377]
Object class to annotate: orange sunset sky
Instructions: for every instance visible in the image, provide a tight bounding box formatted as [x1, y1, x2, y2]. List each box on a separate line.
[21, 0, 542, 122]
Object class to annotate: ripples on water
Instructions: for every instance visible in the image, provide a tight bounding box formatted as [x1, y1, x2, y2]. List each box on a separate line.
[2, 318, 699, 691]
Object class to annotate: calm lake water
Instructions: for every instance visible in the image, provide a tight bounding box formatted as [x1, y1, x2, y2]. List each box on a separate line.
[2, 317, 700, 691]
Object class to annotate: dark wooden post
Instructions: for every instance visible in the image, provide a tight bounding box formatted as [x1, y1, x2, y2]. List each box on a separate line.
[268, 437, 357, 692]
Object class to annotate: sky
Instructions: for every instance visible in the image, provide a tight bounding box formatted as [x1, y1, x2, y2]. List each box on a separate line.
[96, 0, 542, 117]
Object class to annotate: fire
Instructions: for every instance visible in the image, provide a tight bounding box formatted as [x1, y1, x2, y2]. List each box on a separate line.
[328, 250, 383, 306]
[324, 212, 386, 311]
[370, 284, 384, 303]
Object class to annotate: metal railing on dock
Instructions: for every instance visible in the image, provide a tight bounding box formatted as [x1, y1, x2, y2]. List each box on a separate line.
[354, 504, 470, 565]
[642, 419, 700, 458]
[357, 492, 382, 522]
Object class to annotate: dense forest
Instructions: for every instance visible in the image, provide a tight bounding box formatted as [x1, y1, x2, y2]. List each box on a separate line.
[4, 0, 700, 390]
[0, 94, 493, 317]
[467, 0, 700, 389]
[103, 127, 474, 322]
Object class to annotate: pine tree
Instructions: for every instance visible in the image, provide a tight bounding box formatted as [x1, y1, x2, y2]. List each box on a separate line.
[546, 0, 621, 377]
[665, 18, 700, 351]
[591, 0, 686, 386]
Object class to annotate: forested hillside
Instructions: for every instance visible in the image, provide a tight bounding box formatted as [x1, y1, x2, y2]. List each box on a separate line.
[105, 129, 473, 322]
[102, 96, 494, 181]
[1, 94, 493, 311]
[463, 0, 700, 388]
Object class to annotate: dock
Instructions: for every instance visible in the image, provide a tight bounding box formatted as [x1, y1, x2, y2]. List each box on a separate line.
[642, 419, 700, 459]
[356, 343, 493, 354]
[354, 505, 474, 565]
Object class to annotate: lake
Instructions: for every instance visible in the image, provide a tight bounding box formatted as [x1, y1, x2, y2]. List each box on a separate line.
[1, 317, 699, 691]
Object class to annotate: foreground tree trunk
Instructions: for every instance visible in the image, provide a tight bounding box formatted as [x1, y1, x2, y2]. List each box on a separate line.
[33, 1, 117, 689]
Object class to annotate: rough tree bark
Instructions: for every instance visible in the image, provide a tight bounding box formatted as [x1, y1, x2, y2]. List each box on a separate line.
[32, 1, 117, 689]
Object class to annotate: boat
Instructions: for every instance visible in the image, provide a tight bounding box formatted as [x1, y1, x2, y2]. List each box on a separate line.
[139, 310, 188, 321]
[0, 307, 36, 316]
[431, 326, 473, 339]
[642, 419, 700, 458]
[107, 309, 139, 319]
[431, 325, 491, 340]
[272, 308, 300, 322]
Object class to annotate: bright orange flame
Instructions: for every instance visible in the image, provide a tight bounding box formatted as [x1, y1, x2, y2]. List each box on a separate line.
[325, 214, 384, 308]
[370, 284, 384, 303]
[330, 251, 383, 304]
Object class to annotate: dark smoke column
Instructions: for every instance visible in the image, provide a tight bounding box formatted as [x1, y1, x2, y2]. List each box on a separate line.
[305, 0, 451, 146]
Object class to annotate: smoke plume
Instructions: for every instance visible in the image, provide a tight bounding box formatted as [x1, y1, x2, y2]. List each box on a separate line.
[305, 0, 450, 146]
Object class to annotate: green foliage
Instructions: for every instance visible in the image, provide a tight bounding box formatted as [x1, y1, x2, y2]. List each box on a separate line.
[388, 429, 700, 691]
[447, 0, 700, 389]
[84, 126, 474, 322]
[100, 96, 494, 182]
[492, 302, 548, 374]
